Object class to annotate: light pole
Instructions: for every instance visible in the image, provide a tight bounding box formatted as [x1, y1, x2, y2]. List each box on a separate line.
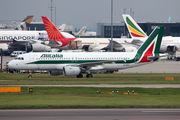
[51, 0, 53, 22]
[132, 11, 136, 19]
[111, 0, 113, 52]
[49, 0, 55, 23]
[121, 8, 127, 14]
[0, 49, 2, 72]
[128, 8, 133, 16]
[121, 8, 127, 36]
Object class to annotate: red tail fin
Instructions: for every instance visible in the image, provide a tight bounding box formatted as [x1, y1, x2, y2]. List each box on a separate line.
[41, 16, 66, 40]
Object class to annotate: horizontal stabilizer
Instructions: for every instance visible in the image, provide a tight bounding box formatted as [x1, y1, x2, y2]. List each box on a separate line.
[48, 40, 60, 45]
[147, 54, 168, 61]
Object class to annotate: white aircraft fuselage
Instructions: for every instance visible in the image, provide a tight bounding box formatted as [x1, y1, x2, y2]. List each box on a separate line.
[8, 52, 143, 71]
[137, 36, 180, 52]
[0, 31, 75, 43]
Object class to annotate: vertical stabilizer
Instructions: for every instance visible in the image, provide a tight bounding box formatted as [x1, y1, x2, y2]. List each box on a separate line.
[15, 15, 33, 30]
[59, 24, 66, 31]
[77, 26, 87, 36]
[41, 16, 66, 40]
[122, 14, 147, 38]
[135, 26, 164, 63]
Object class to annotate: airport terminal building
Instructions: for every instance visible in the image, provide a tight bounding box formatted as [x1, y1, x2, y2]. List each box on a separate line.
[97, 22, 180, 38]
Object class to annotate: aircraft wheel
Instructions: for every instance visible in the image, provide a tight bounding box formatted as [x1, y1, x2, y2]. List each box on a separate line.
[86, 74, 93, 78]
[77, 74, 83, 78]
[79, 74, 83, 78]
[122, 48, 126, 52]
[28, 75, 32, 78]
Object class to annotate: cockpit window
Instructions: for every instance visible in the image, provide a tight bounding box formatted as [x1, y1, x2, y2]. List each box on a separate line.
[14, 57, 24, 60]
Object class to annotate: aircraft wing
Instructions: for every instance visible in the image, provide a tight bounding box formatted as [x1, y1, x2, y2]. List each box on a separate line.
[106, 39, 138, 51]
[10, 39, 42, 45]
[80, 60, 118, 67]
[130, 39, 144, 46]
[70, 60, 119, 70]
[8, 38, 44, 51]
[88, 44, 109, 51]
[105, 39, 123, 50]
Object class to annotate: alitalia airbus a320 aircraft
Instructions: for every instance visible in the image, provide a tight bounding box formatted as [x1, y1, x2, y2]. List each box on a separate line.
[8, 26, 164, 78]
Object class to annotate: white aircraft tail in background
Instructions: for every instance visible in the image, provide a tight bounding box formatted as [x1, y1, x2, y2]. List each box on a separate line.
[58, 24, 66, 32]
[122, 14, 147, 38]
[122, 14, 180, 54]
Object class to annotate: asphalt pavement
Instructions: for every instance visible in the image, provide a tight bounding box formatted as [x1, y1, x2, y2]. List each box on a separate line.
[0, 109, 180, 120]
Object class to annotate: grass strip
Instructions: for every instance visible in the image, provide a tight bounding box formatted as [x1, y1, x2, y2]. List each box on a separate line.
[0, 73, 180, 85]
[0, 87, 180, 109]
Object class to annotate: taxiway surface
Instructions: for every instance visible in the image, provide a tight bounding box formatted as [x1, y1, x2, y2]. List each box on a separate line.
[0, 109, 180, 120]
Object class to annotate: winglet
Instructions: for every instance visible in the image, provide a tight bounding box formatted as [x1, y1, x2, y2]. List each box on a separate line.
[41, 16, 66, 40]
[122, 14, 147, 38]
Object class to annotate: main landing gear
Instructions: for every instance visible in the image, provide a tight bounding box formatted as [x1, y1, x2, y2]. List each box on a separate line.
[76, 73, 93, 78]
[86, 74, 93, 78]
[76, 73, 83, 78]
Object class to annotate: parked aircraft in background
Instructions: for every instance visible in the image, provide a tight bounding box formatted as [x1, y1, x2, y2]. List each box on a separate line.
[8, 26, 165, 78]
[122, 14, 180, 54]
[42, 16, 137, 52]
[58, 24, 66, 31]
[14, 15, 34, 30]
[73, 26, 87, 37]
[0, 23, 74, 55]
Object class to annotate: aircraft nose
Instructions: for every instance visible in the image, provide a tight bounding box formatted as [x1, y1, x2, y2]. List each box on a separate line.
[7, 60, 17, 69]
[7, 61, 13, 69]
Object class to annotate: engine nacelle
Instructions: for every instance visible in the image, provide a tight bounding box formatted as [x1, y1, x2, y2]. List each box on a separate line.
[32, 43, 51, 52]
[48, 70, 63, 76]
[121, 46, 137, 52]
[63, 66, 81, 76]
[25, 43, 33, 52]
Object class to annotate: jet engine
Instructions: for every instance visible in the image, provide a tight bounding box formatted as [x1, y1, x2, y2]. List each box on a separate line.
[25, 43, 33, 52]
[63, 66, 81, 76]
[32, 43, 51, 52]
[48, 70, 63, 76]
[121, 46, 137, 52]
